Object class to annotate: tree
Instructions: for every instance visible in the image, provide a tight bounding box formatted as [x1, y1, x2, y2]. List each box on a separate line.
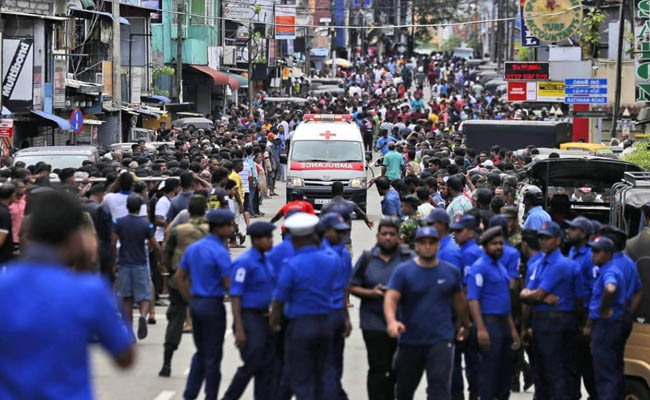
[413, 0, 462, 42]
[439, 36, 463, 53]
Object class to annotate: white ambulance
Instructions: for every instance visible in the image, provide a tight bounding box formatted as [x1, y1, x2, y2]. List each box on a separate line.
[286, 114, 370, 212]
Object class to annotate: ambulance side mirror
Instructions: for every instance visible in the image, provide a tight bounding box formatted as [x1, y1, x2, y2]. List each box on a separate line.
[365, 151, 373, 162]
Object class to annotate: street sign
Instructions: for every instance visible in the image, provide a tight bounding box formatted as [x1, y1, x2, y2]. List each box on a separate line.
[70, 109, 84, 133]
[565, 87, 608, 95]
[565, 97, 608, 104]
[571, 111, 610, 118]
[565, 79, 608, 87]
[505, 62, 549, 80]
[0, 119, 14, 138]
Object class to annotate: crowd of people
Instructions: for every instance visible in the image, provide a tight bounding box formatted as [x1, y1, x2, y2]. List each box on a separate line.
[0, 50, 645, 400]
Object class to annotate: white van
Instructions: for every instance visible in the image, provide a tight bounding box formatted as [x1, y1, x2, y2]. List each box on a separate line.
[286, 114, 370, 212]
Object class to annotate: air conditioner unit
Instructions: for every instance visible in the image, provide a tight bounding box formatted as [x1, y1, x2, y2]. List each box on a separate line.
[223, 46, 236, 65]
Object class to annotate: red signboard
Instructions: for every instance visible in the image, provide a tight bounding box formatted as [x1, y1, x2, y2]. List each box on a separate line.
[0, 119, 14, 139]
[504, 62, 549, 80]
[507, 82, 537, 102]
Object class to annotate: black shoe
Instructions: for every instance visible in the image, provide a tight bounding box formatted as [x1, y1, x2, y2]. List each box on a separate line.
[148, 317, 157, 325]
[137, 316, 148, 339]
[158, 364, 171, 377]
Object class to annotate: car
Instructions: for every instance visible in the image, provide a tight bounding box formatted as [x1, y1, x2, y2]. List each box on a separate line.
[452, 47, 474, 60]
[559, 142, 617, 158]
[13, 145, 99, 170]
[171, 117, 214, 131]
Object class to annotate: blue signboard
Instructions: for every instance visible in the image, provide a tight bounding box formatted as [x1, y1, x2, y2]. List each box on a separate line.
[565, 87, 608, 95]
[70, 109, 83, 133]
[565, 79, 608, 87]
[520, 6, 540, 47]
[565, 96, 608, 104]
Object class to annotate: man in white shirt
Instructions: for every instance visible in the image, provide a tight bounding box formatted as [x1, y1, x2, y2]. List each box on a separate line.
[103, 172, 148, 222]
[154, 178, 180, 243]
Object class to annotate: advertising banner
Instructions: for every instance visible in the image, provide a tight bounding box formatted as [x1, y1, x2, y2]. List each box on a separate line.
[2, 39, 33, 112]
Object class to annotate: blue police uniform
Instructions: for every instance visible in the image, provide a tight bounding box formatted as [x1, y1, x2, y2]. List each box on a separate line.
[222, 246, 275, 400]
[522, 206, 551, 230]
[0, 244, 132, 400]
[589, 258, 627, 400]
[321, 238, 352, 400]
[180, 233, 232, 400]
[273, 244, 341, 400]
[438, 235, 463, 272]
[467, 253, 512, 400]
[381, 188, 402, 217]
[388, 257, 463, 400]
[460, 239, 484, 281]
[267, 234, 294, 279]
[501, 243, 521, 280]
[613, 251, 642, 340]
[526, 248, 581, 400]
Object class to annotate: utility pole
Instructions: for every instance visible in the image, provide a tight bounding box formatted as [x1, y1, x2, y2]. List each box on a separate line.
[175, 1, 184, 103]
[248, 23, 254, 104]
[112, 0, 122, 142]
[330, 0, 336, 78]
[610, 0, 626, 139]
[304, 26, 311, 79]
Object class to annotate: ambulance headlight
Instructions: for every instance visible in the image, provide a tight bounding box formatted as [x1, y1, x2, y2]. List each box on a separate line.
[350, 177, 366, 188]
[289, 177, 304, 187]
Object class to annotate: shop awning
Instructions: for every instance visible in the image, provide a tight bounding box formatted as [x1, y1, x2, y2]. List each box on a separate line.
[69, 8, 130, 25]
[190, 65, 240, 90]
[31, 110, 72, 131]
[141, 94, 171, 103]
[224, 72, 248, 88]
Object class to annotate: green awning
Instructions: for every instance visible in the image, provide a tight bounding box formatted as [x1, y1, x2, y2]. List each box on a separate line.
[224, 72, 248, 88]
[80, 0, 96, 9]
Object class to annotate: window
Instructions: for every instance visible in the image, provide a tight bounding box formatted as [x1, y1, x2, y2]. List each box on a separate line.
[190, 0, 205, 25]
[290, 141, 363, 162]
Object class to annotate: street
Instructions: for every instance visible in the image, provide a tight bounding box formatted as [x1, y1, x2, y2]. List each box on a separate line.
[90, 179, 542, 400]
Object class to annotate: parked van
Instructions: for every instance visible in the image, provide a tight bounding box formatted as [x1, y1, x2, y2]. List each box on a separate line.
[13, 145, 99, 170]
[286, 114, 369, 212]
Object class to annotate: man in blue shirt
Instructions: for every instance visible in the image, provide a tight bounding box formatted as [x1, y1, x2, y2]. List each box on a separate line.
[520, 221, 582, 400]
[222, 222, 276, 400]
[587, 236, 627, 400]
[425, 208, 463, 272]
[382, 142, 405, 181]
[467, 227, 521, 400]
[0, 190, 134, 399]
[318, 213, 353, 400]
[376, 130, 397, 155]
[566, 216, 598, 400]
[451, 215, 483, 281]
[270, 212, 342, 400]
[522, 185, 551, 230]
[375, 177, 402, 218]
[350, 217, 414, 400]
[175, 209, 235, 400]
[488, 215, 522, 282]
[167, 172, 194, 222]
[112, 194, 161, 341]
[385, 227, 470, 400]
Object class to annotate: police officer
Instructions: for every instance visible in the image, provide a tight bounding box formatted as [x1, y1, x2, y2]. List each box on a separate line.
[488, 215, 521, 282]
[425, 209, 463, 273]
[565, 216, 598, 399]
[222, 221, 276, 400]
[400, 195, 420, 249]
[384, 226, 470, 400]
[318, 213, 353, 400]
[467, 226, 521, 400]
[159, 195, 209, 377]
[587, 236, 627, 400]
[521, 185, 551, 230]
[175, 209, 235, 400]
[449, 214, 481, 399]
[270, 212, 342, 399]
[520, 221, 582, 400]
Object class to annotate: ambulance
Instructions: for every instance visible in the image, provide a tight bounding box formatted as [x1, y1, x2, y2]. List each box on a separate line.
[286, 114, 370, 212]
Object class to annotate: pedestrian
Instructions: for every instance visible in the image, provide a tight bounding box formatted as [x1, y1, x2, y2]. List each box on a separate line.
[0, 183, 17, 266]
[222, 221, 276, 400]
[383, 142, 405, 181]
[175, 209, 235, 400]
[587, 236, 627, 400]
[384, 226, 470, 400]
[350, 216, 414, 400]
[321, 181, 374, 254]
[520, 221, 581, 400]
[167, 172, 194, 222]
[319, 213, 354, 400]
[158, 195, 209, 378]
[399, 195, 420, 249]
[270, 212, 342, 400]
[112, 193, 161, 341]
[445, 176, 472, 223]
[488, 215, 521, 282]
[0, 190, 134, 398]
[521, 185, 551, 230]
[375, 177, 402, 218]
[80, 183, 114, 281]
[467, 226, 521, 400]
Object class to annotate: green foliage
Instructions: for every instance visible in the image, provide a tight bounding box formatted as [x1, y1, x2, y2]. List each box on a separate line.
[519, 47, 529, 60]
[152, 66, 174, 81]
[413, 0, 460, 43]
[152, 87, 170, 97]
[439, 35, 463, 53]
[622, 142, 650, 171]
[467, 35, 481, 54]
[578, 8, 605, 58]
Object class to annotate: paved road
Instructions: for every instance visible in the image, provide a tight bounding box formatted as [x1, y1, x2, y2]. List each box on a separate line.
[91, 180, 540, 400]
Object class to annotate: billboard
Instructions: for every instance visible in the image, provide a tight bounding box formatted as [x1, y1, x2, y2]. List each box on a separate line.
[275, 5, 296, 40]
[224, 0, 275, 24]
[2, 38, 33, 112]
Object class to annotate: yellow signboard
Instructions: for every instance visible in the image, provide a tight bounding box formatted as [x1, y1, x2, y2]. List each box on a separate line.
[537, 81, 565, 102]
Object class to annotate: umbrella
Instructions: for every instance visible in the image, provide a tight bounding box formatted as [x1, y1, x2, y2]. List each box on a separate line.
[326, 58, 352, 68]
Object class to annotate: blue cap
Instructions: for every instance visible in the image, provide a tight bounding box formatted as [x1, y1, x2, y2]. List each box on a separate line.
[566, 216, 593, 236]
[537, 221, 562, 237]
[426, 208, 450, 225]
[587, 236, 616, 253]
[319, 212, 350, 231]
[488, 215, 508, 234]
[450, 214, 478, 231]
[415, 226, 440, 240]
[206, 209, 235, 225]
[590, 219, 602, 235]
[247, 221, 276, 237]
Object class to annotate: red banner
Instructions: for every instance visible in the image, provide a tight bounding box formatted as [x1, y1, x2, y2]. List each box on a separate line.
[290, 162, 364, 171]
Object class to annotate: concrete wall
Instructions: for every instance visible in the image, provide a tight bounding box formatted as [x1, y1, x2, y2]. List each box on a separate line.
[592, 59, 641, 107]
[3, 0, 54, 16]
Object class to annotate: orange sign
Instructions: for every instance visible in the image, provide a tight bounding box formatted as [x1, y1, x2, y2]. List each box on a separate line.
[275, 6, 296, 39]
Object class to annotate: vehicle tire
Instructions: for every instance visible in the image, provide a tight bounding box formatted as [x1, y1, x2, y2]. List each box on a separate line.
[626, 378, 650, 400]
